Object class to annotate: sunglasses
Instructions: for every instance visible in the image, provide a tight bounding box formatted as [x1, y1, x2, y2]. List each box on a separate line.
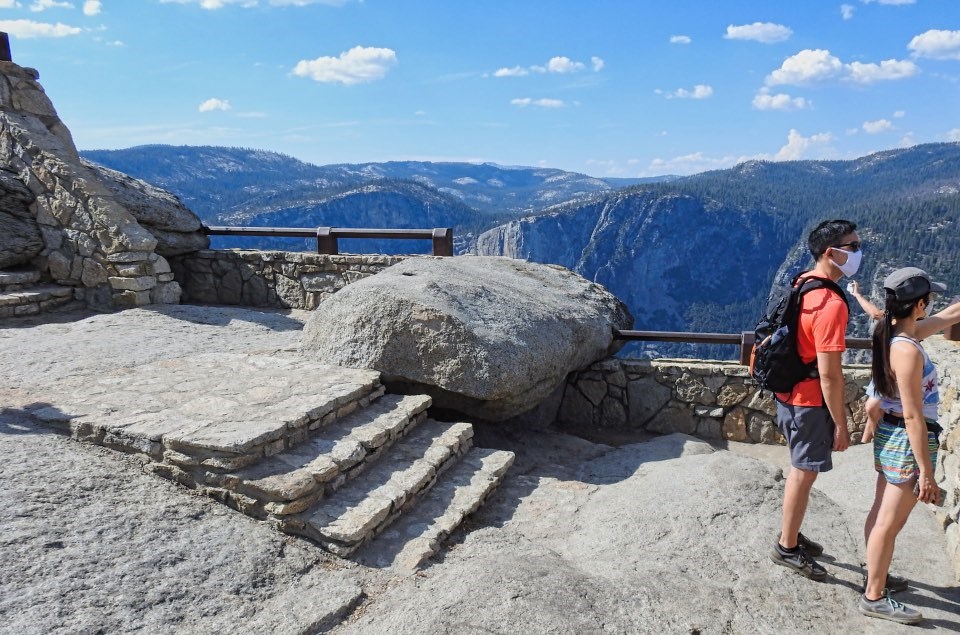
[833, 241, 861, 252]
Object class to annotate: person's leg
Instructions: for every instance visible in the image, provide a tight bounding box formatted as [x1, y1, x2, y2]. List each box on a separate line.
[864, 471, 885, 545]
[864, 478, 917, 600]
[780, 466, 818, 548]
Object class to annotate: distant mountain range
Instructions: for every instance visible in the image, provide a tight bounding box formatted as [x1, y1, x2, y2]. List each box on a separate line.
[81, 143, 960, 359]
[81, 145, 665, 221]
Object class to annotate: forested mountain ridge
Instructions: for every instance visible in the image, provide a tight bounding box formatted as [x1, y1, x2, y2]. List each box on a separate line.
[81, 142, 960, 358]
[475, 143, 960, 356]
[80, 145, 630, 222]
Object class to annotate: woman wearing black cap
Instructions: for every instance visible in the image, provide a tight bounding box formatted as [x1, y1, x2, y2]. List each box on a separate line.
[860, 267, 960, 624]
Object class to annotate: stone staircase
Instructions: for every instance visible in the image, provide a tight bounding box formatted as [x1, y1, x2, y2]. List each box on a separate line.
[29, 352, 514, 570]
[0, 269, 76, 317]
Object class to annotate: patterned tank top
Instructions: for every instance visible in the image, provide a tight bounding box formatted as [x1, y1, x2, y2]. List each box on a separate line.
[878, 335, 939, 421]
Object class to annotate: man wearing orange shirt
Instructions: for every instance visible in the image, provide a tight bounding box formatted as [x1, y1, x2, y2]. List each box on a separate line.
[770, 219, 860, 581]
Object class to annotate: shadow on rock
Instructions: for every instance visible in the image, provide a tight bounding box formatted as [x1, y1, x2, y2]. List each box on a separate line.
[145, 303, 307, 331]
[0, 402, 65, 435]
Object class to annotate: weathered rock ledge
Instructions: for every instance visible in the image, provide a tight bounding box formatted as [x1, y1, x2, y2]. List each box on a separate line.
[2, 306, 958, 635]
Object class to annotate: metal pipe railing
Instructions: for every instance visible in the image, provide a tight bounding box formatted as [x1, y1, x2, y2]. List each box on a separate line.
[203, 225, 454, 257]
[614, 330, 872, 366]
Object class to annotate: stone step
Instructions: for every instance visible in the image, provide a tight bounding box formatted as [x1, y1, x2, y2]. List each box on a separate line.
[0, 284, 74, 317]
[32, 353, 384, 470]
[0, 269, 41, 289]
[201, 393, 433, 516]
[357, 448, 515, 571]
[283, 418, 476, 556]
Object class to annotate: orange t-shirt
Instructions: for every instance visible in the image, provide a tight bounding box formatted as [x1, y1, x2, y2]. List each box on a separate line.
[775, 278, 848, 407]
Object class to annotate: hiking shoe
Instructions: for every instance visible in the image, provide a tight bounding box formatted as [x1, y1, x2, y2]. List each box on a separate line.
[858, 593, 922, 625]
[885, 573, 909, 593]
[770, 544, 827, 581]
[776, 531, 824, 556]
[862, 571, 910, 593]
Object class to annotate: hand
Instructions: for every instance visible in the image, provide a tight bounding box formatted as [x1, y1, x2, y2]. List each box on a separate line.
[834, 425, 850, 452]
[861, 420, 877, 443]
[847, 281, 861, 296]
[916, 473, 939, 504]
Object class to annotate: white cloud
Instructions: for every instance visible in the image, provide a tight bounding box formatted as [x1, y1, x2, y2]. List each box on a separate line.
[293, 46, 397, 85]
[862, 118, 893, 133]
[861, 0, 915, 4]
[0, 1, 22, 7]
[0, 18, 80, 37]
[670, 35, 691, 44]
[775, 129, 834, 160]
[841, 4, 855, 19]
[198, 98, 231, 112]
[848, 59, 918, 83]
[898, 133, 916, 147]
[547, 56, 585, 73]
[494, 66, 528, 77]
[493, 55, 602, 78]
[765, 48, 916, 85]
[752, 88, 810, 110]
[908, 29, 960, 61]
[510, 97, 566, 108]
[645, 151, 763, 176]
[30, 0, 73, 11]
[82, 0, 99, 15]
[662, 84, 713, 99]
[948, 129, 960, 142]
[724, 22, 793, 43]
[893, 110, 905, 118]
[766, 49, 844, 85]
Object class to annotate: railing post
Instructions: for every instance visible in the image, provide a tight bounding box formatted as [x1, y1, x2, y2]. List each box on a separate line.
[740, 331, 755, 366]
[317, 227, 337, 255]
[432, 228, 453, 257]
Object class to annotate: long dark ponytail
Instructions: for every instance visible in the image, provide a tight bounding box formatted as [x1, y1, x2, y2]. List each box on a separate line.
[871, 290, 928, 398]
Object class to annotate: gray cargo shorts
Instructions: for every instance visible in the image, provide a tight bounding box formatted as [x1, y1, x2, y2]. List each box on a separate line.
[776, 401, 834, 472]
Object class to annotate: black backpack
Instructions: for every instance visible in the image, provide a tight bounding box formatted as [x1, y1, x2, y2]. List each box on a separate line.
[751, 273, 847, 393]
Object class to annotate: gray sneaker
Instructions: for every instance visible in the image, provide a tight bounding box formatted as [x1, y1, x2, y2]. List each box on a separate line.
[858, 593, 922, 625]
[770, 544, 827, 581]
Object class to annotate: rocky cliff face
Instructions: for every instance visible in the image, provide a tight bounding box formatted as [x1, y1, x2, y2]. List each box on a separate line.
[475, 190, 786, 355]
[0, 59, 208, 309]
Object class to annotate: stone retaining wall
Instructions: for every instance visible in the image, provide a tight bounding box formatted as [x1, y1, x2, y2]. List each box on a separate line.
[169, 250, 407, 309]
[557, 357, 873, 444]
[928, 338, 960, 578]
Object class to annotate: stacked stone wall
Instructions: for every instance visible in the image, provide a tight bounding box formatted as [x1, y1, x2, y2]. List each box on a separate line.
[558, 357, 873, 444]
[170, 250, 407, 309]
[928, 338, 960, 578]
[0, 60, 179, 309]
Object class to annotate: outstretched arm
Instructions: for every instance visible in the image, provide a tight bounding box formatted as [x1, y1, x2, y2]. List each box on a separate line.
[847, 281, 884, 320]
[915, 296, 960, 340]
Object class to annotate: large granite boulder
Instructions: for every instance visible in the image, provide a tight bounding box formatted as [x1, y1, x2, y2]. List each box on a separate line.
[299, 256, 633, 420]
[82, 159, 209, 256]
[0, 167, 42, 268]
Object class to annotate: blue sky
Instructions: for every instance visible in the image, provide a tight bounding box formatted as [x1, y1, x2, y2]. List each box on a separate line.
[2, 0, 959, 177]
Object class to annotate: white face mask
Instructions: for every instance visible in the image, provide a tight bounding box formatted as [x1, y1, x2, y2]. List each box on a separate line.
[831, 247, 862, 277]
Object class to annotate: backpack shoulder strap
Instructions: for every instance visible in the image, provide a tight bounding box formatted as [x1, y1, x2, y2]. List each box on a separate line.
[793, 275, 849, 309]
